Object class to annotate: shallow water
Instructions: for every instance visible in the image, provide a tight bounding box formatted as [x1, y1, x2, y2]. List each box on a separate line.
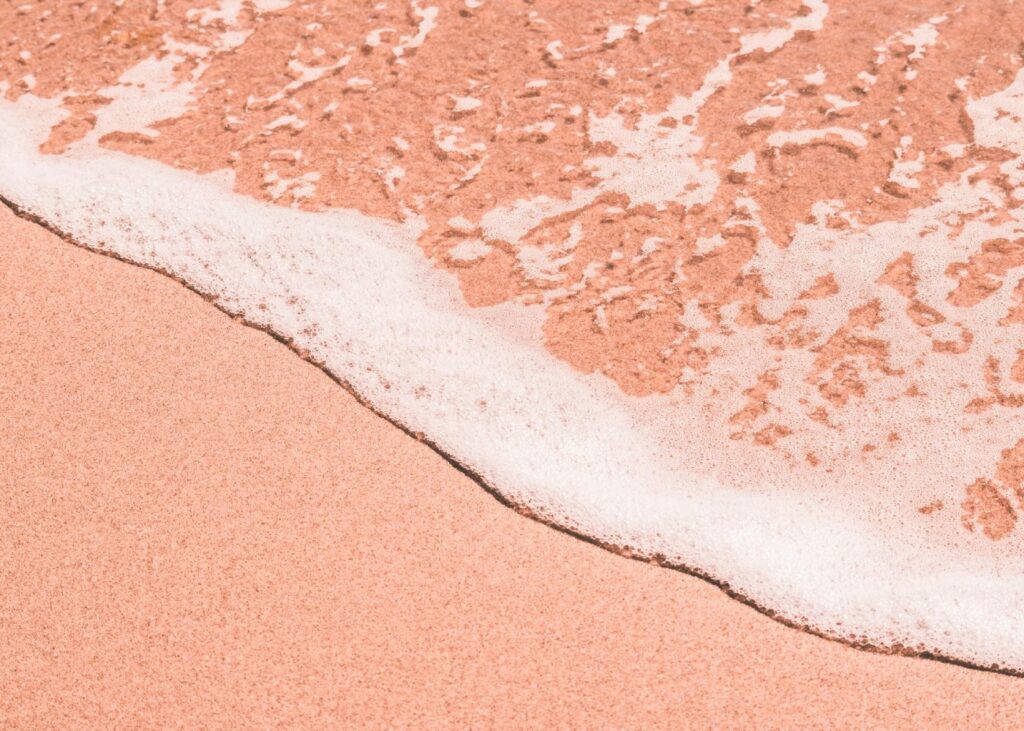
[5, 0, 1024, 671]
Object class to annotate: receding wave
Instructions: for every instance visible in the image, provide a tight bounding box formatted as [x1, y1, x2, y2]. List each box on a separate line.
[5, 0, 1024, 673]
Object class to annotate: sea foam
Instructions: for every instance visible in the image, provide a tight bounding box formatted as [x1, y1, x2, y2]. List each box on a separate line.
[3, 95, 1024, 672]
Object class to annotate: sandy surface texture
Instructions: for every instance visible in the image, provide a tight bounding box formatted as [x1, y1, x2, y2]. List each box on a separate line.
[7, 0, 1024, 716]
[11, 0, 1024, 668]
[3, 203, 1024, 728]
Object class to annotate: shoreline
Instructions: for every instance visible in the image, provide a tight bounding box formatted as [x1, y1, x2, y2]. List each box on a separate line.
[3, 203, 1022, 727]
[7, 195, 1017, 680]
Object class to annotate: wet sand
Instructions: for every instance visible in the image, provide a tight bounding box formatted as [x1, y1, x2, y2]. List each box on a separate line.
[3, 206, 1024, 727]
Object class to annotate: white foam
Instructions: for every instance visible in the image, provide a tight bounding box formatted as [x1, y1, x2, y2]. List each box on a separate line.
[88, 55, 197, 143]
[766, 126, 868, 149]
[5, 93, 1024, 672]
[393, 2, 439, 60]
[743, 104, 785, 125]
[968, 66, 1024, 189]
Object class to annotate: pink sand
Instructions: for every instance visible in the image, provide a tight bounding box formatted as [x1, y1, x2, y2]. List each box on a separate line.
[2, 204, 1023, 727]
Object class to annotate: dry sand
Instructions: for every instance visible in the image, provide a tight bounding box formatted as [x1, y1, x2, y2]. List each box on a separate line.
[3, 204, 1024, 728]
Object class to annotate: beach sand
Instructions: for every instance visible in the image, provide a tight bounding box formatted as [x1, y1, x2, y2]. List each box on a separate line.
[3, 205, 1023, 728]
[9, 0, 1024, 676]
